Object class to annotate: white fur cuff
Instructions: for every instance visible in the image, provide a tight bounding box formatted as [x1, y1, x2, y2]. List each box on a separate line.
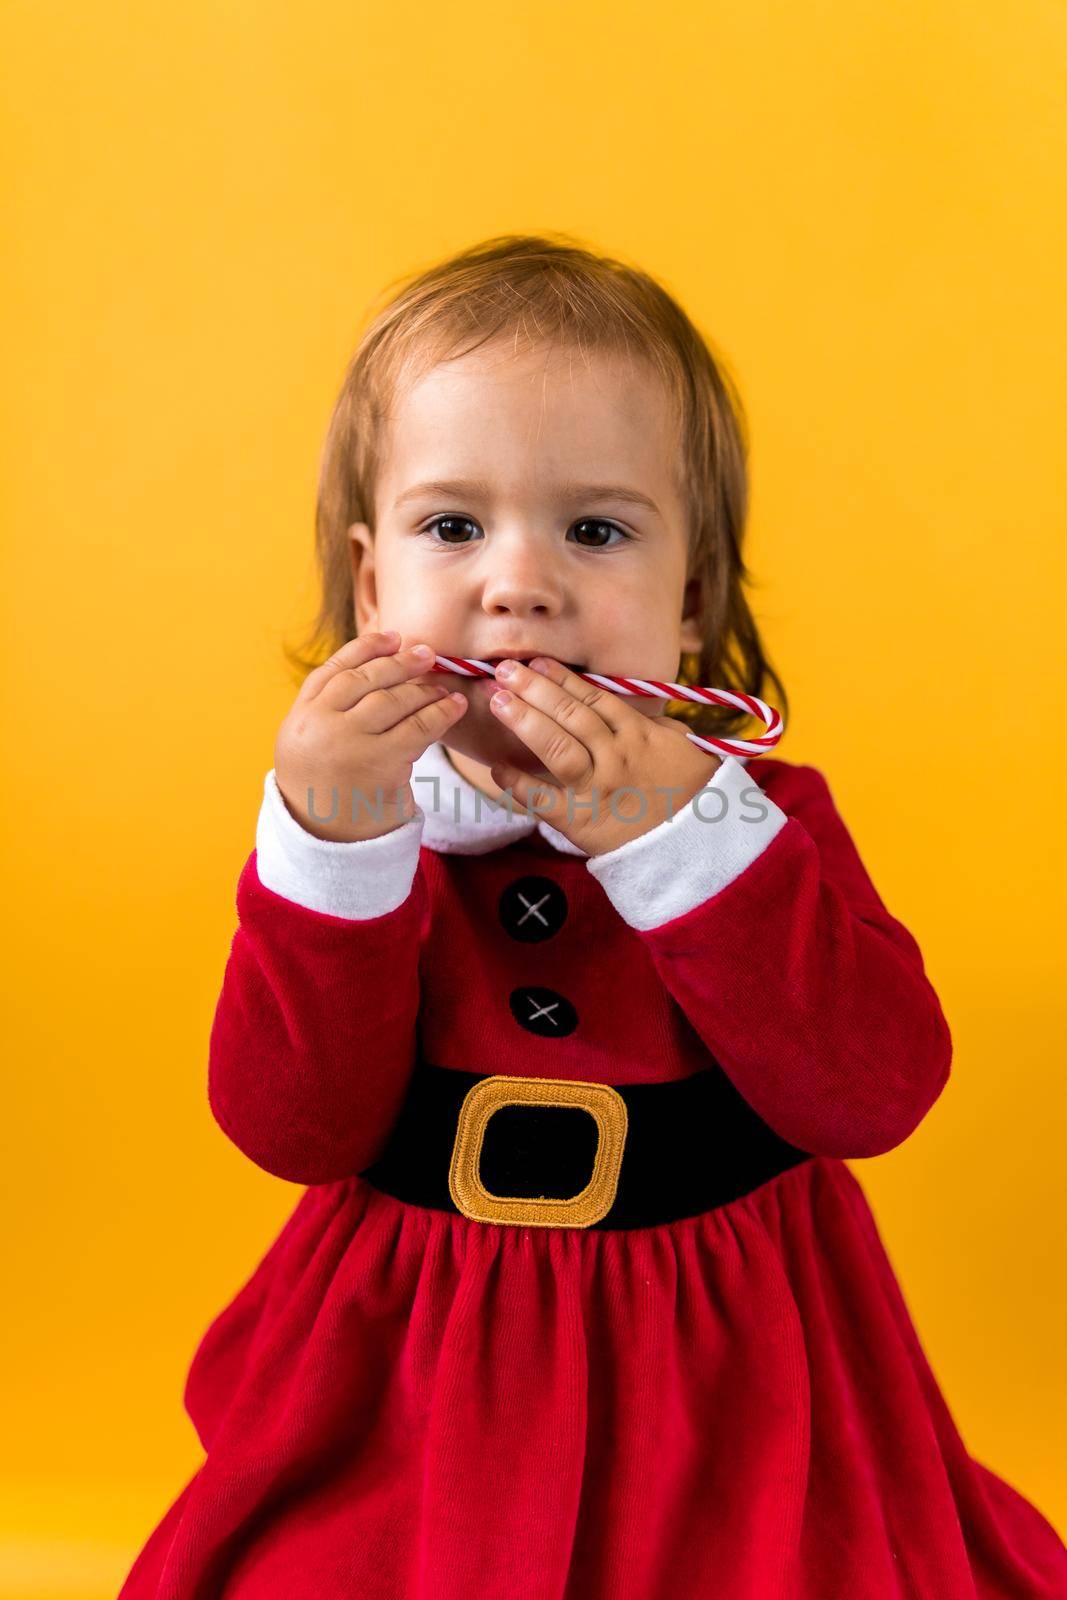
[254, 769, 425, 919]
[584, 755, 789, 930]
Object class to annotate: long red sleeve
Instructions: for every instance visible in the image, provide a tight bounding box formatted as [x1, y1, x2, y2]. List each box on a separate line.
[623, 763, 953, 1159]
[207, 850, 426, 1184]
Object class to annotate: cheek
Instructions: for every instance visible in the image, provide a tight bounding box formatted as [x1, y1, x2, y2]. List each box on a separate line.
[364, 548, 453, 636]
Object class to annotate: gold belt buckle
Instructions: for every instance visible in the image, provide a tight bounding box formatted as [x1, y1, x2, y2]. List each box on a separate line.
[448, 1074, 628, 1228]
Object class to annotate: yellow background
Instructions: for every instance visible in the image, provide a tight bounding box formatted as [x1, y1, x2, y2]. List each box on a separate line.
[3, 1, 1065, 1593]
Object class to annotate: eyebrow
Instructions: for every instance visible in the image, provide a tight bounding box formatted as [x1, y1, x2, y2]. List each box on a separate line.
[392, 478, 662, 516]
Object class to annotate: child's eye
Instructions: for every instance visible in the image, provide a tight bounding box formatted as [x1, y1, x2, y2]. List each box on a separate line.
[570, 518, 632, 548]
[421, 515, 480, 546]
[420, 516, 632, 548]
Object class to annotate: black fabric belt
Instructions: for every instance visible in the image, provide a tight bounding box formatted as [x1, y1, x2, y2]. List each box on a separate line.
[358, 1058, 814, 1231]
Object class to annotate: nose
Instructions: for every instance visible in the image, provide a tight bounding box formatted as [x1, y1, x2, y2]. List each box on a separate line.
[478, 532, 564, 618]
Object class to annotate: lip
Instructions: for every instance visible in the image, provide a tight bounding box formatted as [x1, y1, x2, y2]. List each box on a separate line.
[471, 655, 588, 672]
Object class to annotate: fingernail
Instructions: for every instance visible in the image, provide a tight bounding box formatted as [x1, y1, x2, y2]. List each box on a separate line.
[412, 644, 433, 660]
[491, 690, 513, 708]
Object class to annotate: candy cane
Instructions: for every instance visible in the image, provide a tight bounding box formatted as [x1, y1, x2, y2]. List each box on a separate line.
[429, 656, 783, 760]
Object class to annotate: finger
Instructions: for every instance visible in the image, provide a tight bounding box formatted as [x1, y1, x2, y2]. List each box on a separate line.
[385, 684, 468, 751]
[295, 630, 403, 705]
[488, 681, 594, 787]
[523, 657, 631, 735]
[356, 676, 462, 735]
[319, 642, 440, 712]
[488, 762, 564, 818]
[488, 660, 610, 777]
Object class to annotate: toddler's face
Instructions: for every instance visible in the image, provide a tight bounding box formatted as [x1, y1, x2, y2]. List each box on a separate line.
[349, 337, 703, 784]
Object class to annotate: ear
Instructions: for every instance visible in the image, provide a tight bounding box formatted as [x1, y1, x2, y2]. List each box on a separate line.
[679, 575, 704, 655]
[348, 522, 379, 633]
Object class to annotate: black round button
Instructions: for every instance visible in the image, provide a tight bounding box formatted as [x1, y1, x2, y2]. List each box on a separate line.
[498, 875, 569, 942]
[509, 986, 579, 1038]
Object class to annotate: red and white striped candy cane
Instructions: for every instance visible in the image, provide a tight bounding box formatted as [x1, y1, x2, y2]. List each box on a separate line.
[429, 656, 783, 760]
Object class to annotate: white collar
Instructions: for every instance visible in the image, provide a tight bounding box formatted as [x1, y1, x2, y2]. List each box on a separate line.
[411, 740, 749, 858]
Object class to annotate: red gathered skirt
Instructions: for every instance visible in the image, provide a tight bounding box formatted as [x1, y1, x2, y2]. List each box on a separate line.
[118, 1156, 1067, 1598]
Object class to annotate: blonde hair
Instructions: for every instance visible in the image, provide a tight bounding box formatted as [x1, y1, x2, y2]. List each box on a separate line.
[285, 231, 788, 745]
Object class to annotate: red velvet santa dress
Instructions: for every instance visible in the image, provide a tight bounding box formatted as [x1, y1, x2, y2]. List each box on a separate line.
[117, 740, 1067, 1600]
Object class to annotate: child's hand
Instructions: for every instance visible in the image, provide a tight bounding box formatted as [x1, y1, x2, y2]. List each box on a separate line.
[275, 632, 467, 842]
[485, 657, 722, 857]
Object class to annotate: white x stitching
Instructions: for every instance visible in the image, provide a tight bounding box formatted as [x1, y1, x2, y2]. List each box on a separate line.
[516, 892, 551, 927]
[526, 998, 561, 1026]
